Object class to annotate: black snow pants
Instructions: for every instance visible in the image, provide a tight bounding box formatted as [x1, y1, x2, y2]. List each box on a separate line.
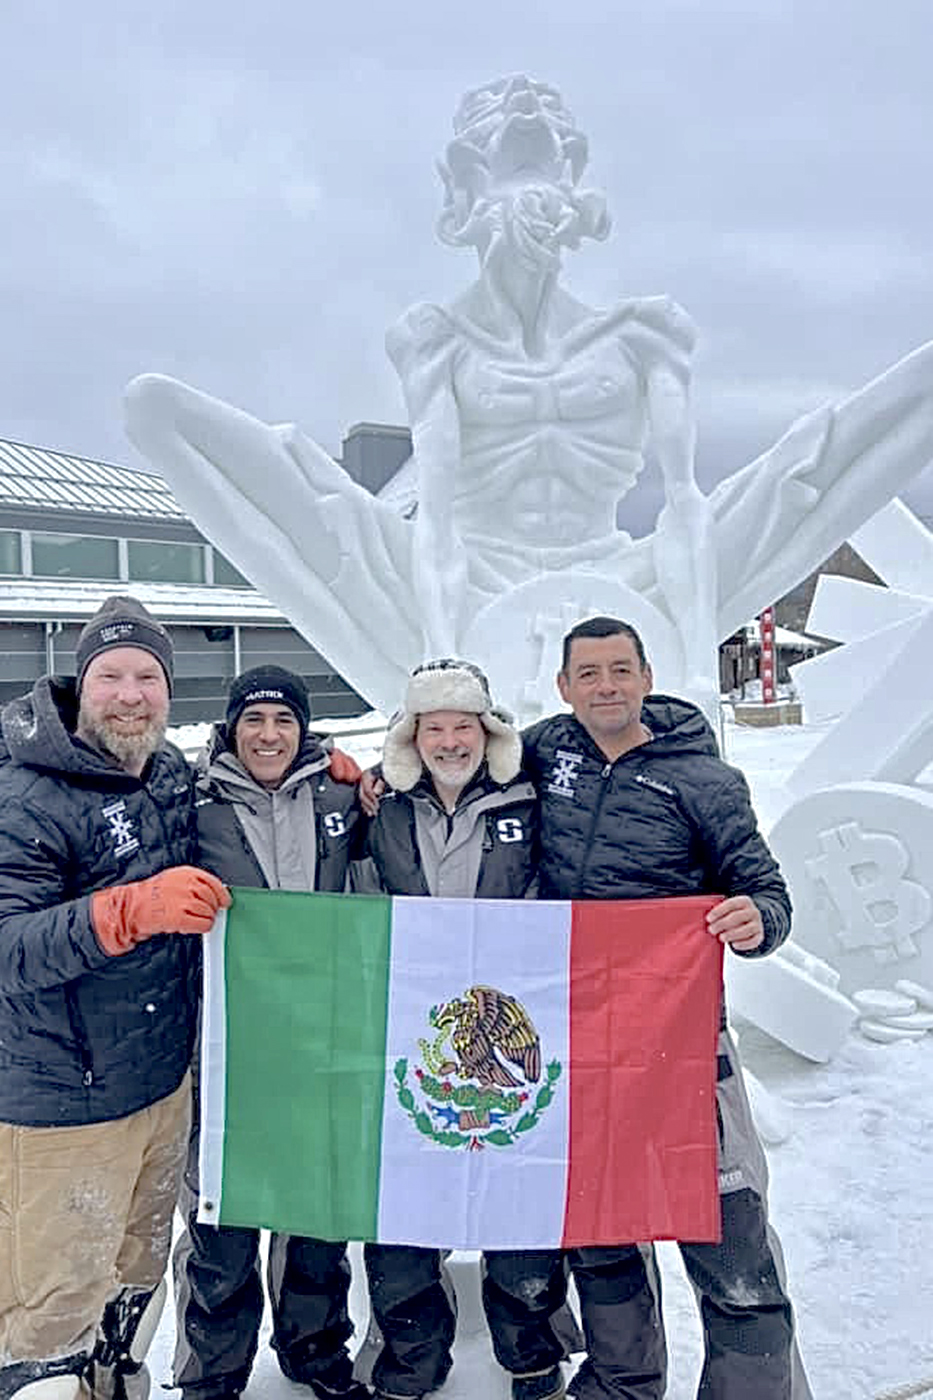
[363, 1245, 455, 1398]
[363, 1244, 572, 1396]
[567, 1191, 794, 1400]
[482, 1249, 573, 1377]
[174, 1085, 356, 1399]
[565, 1030, 812, 1400]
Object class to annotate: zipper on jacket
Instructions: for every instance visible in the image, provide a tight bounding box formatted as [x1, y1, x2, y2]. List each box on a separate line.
[574, 762, 614, 898]
[64, 984, 95, 1089]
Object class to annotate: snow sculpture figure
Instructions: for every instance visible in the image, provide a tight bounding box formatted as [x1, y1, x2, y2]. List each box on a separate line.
[390, 77, 717, 718]
[125, 74, 933, 728]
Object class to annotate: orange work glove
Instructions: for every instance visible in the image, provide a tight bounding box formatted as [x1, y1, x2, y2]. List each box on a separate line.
[90, 866, 231, 957]
[328, 746, 362, 784]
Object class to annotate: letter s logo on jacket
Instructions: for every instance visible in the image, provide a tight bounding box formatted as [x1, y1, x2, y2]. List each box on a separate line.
[496, 818, 524, 844]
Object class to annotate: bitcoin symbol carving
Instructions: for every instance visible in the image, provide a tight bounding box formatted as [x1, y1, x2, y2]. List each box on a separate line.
[805, 821, 930, 963]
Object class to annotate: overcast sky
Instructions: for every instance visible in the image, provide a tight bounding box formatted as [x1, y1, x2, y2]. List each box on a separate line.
[2, 0, 931, 532]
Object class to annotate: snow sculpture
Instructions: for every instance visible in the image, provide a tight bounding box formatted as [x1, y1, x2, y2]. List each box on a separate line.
[124, 73, 933, 734]
[769, 500, 933, 1015]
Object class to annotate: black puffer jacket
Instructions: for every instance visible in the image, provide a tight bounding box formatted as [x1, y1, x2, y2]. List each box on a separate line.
[523, 696, 790, 956]
[0, 677, 200, 1126]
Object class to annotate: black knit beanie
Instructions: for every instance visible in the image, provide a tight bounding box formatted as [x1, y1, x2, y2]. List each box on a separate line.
[225, 665, 310, 733]
[75, 596, 174, 695]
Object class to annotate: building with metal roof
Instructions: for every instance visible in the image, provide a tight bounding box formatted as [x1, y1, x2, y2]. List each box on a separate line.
[0, 425, 412, 723]
[0, 438, 187, 520]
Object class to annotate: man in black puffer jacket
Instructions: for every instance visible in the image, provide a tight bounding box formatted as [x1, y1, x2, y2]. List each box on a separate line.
[173, 665, 367, 1400]
[521, 616, 811, 1400]
[0, 597, 230, 1400]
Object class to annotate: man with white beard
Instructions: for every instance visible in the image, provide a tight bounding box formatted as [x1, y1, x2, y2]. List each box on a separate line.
[357, 659, 570, 1400]
[0, 596, 229, 1400]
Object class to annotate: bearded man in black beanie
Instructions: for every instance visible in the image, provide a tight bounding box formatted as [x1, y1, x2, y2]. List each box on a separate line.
[0, 595, 230, 1400]
[73, 595, 176, 773]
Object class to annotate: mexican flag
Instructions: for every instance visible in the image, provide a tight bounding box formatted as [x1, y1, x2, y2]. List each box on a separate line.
[199, 889, 724, 1249]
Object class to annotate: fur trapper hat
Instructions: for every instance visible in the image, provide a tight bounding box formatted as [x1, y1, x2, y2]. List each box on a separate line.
[382, 658, 522, 791]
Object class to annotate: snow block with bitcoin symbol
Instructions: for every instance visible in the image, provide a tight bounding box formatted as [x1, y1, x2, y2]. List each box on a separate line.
[768, 782, 933, 1003]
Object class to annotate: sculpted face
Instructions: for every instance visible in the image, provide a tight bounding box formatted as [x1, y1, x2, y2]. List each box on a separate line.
[416, 709, 486, 800]
[453, 76, 585, 186]
[235, 703, 301, 789]
[77, 646, 170, 775]
[557, 632, 653, 756]
[437, 73, 609, 261]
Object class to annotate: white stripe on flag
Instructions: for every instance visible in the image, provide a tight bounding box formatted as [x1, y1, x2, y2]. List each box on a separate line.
[197, 907, 229, 1226]
[378, 897, 572, 1249]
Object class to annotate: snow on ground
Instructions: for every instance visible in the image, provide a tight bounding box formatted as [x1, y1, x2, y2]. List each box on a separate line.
[154, 715, 933, 1400]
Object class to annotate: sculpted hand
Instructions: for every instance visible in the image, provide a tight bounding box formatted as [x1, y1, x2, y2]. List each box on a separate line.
[91, 866, 231, 957]
[706, 894, 764, 953]
[359, 768, 386, 818]
[328, 746, 363, 784]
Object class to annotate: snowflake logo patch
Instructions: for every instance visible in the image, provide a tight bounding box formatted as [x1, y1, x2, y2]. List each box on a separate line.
[101, 799, 139, 858]
[547, 749, 584, 798]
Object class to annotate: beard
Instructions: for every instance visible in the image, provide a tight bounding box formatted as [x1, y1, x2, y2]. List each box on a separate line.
[421, 747, 484, 794]
[78, 704, 167, 770]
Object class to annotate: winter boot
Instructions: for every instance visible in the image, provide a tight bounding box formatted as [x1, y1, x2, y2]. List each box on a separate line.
[89, 1280, 167, 1400]
[277, 1350, 370, 1400]
[0, 1357, 89, 1400]
[512, 1366, 565, 1400]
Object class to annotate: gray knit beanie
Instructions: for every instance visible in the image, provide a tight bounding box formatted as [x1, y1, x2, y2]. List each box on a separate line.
[75, 596, 174, 694]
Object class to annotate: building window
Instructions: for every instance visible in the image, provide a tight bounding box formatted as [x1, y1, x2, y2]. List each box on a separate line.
[0, 530, 21, 575]
[128, 540, 206, 585]
[31, 532, 120, 580]
[212, 550, 250, 588]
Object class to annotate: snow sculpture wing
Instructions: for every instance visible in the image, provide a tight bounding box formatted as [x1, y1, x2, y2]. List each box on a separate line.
[124, 339, 933, 720]
[706, 340, 933, 637]
[124, 374, 421, 712]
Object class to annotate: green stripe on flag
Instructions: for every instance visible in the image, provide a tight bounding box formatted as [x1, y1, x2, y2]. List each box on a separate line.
[219, 887, 392, 1239]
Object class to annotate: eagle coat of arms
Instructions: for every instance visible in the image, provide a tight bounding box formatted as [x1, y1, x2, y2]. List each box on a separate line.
[393, 984, 562, 1151]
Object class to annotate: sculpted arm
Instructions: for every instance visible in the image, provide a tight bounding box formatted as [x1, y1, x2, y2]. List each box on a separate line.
[648, 361, 720, 720]
[387, 307, 468, 657]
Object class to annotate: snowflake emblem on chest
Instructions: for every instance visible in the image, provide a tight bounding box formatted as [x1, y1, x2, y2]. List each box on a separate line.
[101, 799, 140, 858]
[547, 748, 584, 798]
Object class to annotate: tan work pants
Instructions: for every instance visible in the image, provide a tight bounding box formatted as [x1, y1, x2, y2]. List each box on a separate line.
[0, 1074, 190, 1362]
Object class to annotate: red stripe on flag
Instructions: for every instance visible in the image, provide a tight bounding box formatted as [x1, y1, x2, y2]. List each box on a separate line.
[563, 897, 723, 1246]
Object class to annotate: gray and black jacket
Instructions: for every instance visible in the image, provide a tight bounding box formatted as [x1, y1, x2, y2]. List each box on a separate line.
[362, 763, 537, 899]
[522, 695, 791, 956]
[0, 676, 199, 1127]
[194, 724, 361, 894]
